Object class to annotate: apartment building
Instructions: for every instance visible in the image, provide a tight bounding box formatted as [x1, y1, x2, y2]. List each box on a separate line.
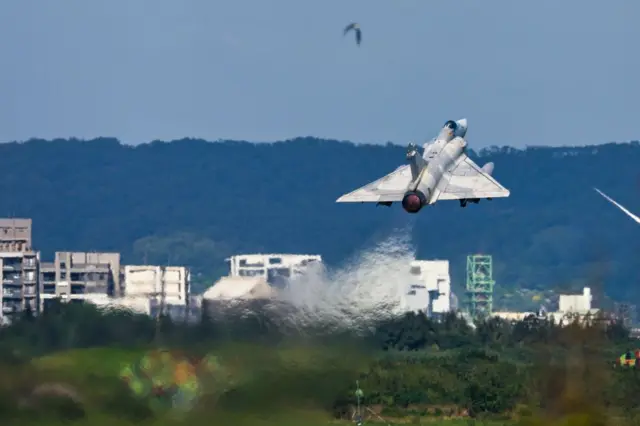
[0, 218, 39, 320]
[123, 265, 190, 308]
[40, 252, 123, 304]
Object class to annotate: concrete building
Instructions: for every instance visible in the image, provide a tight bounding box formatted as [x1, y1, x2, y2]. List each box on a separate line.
[0, 218, 32, 252]
[559, 287, 592, 313]
[40, 252, 122, 299]
[402, 260, 453, 317]
[0, 218, 39, 320]
[40, 281, 112, 311]
[123, 265, 190, 306]
[225, 253, 322, 288]
[41, 263, 192, 318]
[493, 287, 599, 327]
[546, 287, 598, 325]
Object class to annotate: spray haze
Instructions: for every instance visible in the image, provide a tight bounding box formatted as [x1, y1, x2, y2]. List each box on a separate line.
[207, 225, 417, 335]
[276, 228, 416, 333]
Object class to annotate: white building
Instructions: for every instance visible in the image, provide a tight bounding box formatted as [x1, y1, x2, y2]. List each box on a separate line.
[546, 287, 599, 325]
[225, 254, 322, 288]
[493, 287, 599, 327]
[559, 287, 592, 313]
[123, 265, 189, 305]
[402, 260, 453, 316]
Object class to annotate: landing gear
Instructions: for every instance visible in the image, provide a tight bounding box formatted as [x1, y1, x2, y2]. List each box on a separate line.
[460, 198, 481, 208]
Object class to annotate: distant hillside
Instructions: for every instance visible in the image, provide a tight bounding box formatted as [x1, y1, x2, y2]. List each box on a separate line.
[1, 137, 639, 306]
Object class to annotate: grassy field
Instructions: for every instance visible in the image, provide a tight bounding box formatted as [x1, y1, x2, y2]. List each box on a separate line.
[0, 344, 401, 426]
[0, 345, 618, 426]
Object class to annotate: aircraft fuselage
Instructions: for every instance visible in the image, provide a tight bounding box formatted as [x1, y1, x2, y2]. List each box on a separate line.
[399, 119, 468, 213]
[402, 137, 467, 213]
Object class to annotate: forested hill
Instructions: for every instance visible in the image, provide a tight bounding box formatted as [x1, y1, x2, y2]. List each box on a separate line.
[1, 137, 639, 306]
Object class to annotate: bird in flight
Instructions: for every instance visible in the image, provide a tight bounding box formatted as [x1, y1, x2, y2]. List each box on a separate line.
[343, 22, 362, 46]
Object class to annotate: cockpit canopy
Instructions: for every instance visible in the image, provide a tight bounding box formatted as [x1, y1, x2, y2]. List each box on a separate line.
[443, 120, 458, 131]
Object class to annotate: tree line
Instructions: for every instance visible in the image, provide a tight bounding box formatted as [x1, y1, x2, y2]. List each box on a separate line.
[0, 302, 639, 424]
[1, 137, 640, 304]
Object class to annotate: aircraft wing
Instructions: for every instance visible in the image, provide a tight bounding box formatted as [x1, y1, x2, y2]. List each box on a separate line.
[336, 165, 412, 203]
[433, 154, 510, 202]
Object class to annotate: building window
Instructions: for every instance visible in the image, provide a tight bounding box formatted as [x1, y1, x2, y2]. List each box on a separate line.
[239, 259, 264, 268]
[239, 270, 262, 277]
[267, 268, 291, 289]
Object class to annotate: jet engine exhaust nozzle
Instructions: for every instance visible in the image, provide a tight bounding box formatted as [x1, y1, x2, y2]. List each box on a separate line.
[402, 191, 426, 214]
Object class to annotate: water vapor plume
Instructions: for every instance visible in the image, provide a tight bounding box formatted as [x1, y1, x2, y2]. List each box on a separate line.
[274, 227, 416, 334]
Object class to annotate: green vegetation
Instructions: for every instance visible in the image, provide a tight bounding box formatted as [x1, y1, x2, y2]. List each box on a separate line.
[0, 301, 639, 425]
[1, 138, 639, 302]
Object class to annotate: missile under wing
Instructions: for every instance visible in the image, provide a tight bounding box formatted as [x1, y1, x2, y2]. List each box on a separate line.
[336, 119, 510, 213]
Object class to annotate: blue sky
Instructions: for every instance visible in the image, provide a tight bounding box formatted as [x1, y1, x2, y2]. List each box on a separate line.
[0, 0, 637, 148]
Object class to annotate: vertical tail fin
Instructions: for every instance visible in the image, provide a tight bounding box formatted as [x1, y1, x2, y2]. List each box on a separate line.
[406, 143, 427, 180]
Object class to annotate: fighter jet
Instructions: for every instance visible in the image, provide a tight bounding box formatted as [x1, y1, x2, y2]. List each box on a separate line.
[336, 119, 510, 213]
[594, 188, 640, 224]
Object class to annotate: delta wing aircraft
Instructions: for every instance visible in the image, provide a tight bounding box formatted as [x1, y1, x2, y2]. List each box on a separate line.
[336, 119, 510, 213]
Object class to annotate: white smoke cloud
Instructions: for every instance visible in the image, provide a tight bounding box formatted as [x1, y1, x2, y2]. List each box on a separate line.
[272, 228, 416, 334]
